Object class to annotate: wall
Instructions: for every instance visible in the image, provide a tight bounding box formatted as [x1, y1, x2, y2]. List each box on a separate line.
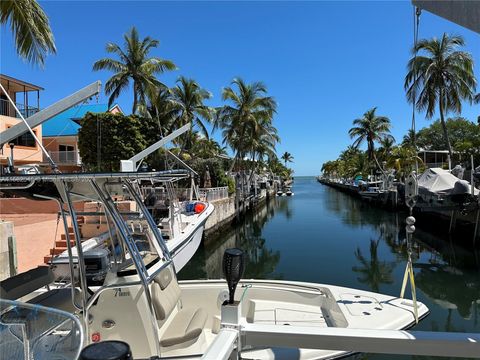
[204, 196, 236, 235]
[0, 221, 16, 281]
[0, 115, 43, 165]
[0, 198, 84, 214]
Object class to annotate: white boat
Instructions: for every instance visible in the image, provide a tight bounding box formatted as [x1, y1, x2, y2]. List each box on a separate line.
[5, 172, 477, 360]
[46, 172, 213, 273]
[285, 187, 294, 196]
[140, 177, 214, 271]
[416, 168, 479, 210]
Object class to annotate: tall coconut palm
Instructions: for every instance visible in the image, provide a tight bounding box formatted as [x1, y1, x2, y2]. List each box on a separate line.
[1, 0, 56, 66]
[171, 77, 213, 149]
[349, 107, 393, 171]
[141, 87, 179, 137]
[405, 33, 477, 157]
[281, 152, 294, 166]
[93, 27, 176, 113]
[215, 78, 277, 171]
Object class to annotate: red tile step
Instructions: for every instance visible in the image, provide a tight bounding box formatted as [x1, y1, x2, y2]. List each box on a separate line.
[55, 240, 76, 248]
[50, 247, 67, 255]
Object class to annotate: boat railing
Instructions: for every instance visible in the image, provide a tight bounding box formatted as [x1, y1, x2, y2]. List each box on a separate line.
[198, 186, 229, 202]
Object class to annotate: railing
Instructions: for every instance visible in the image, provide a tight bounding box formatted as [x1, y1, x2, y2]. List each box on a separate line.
[140, 186, 229, 202]
[424, 162, 448, 169]
[198, 187, 229, 202]
[47, 151, 81, 165]
[0, 98, 39, 118]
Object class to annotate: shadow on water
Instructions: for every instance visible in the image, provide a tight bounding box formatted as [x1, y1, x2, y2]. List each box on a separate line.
[179, 177, 480, 359]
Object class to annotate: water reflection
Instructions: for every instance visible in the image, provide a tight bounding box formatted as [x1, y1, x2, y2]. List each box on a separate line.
[352, 238, 395, 293]
[179, 200, 282, 280]
[179, 178, 480, 348]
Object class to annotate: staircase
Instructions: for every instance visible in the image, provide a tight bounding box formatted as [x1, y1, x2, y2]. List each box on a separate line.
[43, 216, 84, 264]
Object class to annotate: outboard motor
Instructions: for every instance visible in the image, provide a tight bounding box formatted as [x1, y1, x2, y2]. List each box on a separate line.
[451, 180, 471, 204]
[223, 248, 245, 304]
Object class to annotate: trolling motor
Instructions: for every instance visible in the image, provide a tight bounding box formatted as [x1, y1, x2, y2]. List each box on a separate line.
[221, 248, 245, 326]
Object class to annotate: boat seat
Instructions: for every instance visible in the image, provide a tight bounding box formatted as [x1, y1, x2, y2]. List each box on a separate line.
[151, 266, 207, 348]
[159, 307, 207, 347]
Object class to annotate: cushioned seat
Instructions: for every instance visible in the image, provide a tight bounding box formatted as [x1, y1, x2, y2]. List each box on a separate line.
[151, 266, 208, 348]
[160, 308, 207, 347]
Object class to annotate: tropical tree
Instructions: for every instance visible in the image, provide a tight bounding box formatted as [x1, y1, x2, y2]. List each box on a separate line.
[171, 76, 213, 150]
[215, 78, 278, 171]
[378, 137, 395, 162]
[190, 137, 226, 159]
[405, 33, 477, 157]
[93, 26, 176, 113]
[348, 107, 393, 171]
[141, 87, 179, 137]
[402, 129, 417, 148]
[0, 0, 56, 66]
[281, 152, 294, 166]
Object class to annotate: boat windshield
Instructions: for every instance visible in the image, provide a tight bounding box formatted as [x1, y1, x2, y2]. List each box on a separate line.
[0, 299, 83, 360]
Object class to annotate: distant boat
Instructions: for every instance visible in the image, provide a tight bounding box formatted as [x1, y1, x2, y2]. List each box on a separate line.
[416, 168, 479, 211]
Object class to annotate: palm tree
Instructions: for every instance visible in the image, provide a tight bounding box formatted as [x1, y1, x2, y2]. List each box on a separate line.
[93, 27, 176, 113]
[405, 33, 477, 158]
[141, 87, 179, 137]
[215, 78, 277, 171]
[348, 107, 393, 171]
[281, 152, 294, 166]
[0, 0, 56, 66]
[402, 129, 417, 148]
[171, 77, 213, 149]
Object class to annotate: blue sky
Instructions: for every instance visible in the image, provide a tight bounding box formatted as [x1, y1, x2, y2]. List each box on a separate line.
[1, 1, 478, 175]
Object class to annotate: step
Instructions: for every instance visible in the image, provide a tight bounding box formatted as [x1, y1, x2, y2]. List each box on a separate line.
[44, 255, 52, 264]
[50, 247, 67, 255]
[61, 233, 75, 240]
[55, 240, 76, 248]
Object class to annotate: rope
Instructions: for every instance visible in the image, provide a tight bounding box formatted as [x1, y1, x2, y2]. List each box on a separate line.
[399, 7, 422, 324]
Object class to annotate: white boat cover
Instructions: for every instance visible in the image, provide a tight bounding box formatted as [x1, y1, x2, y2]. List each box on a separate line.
[418, 168, 479, 196]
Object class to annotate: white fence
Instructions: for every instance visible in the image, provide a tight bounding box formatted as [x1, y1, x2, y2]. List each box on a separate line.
[198, 187, 229, 202]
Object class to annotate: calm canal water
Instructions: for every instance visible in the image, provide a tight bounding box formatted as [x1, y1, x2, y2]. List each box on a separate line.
[179, 176, 480, 360]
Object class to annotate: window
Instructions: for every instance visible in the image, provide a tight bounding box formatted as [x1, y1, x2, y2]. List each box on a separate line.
[10, 131, 37, 147]
[59, 145, 74, 152]
[59, 145, 75, 162]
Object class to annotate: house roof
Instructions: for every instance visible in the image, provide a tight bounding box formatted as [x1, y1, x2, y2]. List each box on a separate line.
[0, 74, 44, 92]
[42, 103, 109, 137]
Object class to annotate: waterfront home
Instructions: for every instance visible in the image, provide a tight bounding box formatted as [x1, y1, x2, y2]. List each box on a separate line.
[0, 74, 43, 169]
[41, 103, 123, 171]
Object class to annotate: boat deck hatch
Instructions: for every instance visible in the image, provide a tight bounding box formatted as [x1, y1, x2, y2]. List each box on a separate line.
[246, 300, 327, 327]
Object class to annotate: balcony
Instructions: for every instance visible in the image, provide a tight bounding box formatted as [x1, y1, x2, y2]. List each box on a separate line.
[47, 151, 82, 166]
[0, 98, 39, 119]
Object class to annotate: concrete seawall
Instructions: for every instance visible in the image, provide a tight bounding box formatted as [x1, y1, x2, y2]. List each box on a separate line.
[204, 196, 236, 235]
